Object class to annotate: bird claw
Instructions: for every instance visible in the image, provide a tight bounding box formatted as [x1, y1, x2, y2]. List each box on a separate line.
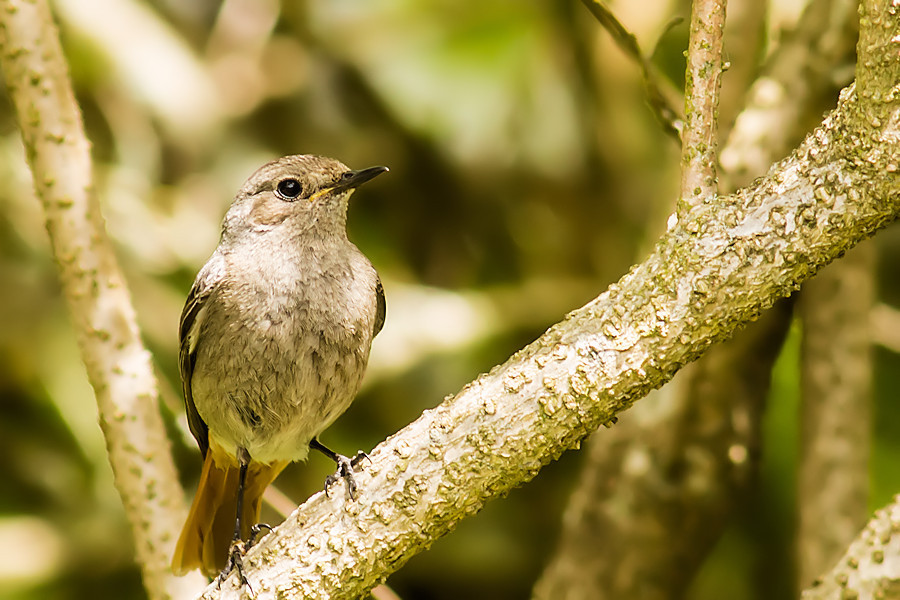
[213, 524, 273, 591]
[324, 451, 369, 499]
[216, 540, 252, 593]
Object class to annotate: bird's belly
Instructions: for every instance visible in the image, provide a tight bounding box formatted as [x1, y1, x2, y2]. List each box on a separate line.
[191, 313, 371, 464]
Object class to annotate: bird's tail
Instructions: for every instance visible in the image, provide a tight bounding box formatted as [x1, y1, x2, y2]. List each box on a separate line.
[171, 441, 288, 577]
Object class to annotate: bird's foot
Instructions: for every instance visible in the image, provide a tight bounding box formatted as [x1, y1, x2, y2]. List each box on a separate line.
[248, 523, 273, 548]
[216, 539, 252, 592]
[324, 450, 369, 499]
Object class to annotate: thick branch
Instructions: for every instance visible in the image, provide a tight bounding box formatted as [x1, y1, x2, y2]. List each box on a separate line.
[202, 79, 900, 597]
[533, 0, 858, 593]
[532, 301, 792, 600]
[0, 1, 205, 598]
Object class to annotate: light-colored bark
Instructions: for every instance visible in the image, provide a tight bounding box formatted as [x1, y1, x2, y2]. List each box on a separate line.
[678, 0, 728, 215]
[532, 301, 792, 600]
[801, 494, 900, 600]
[0, 1, 205, 598]
[533, 0, 859, 596]
[200, 71, 900, 596]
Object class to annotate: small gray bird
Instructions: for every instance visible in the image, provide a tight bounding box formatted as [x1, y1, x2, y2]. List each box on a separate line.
[171, 155, 387, 580]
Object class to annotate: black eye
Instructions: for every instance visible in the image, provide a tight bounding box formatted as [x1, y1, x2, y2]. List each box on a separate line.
[275, 178, 303, 200]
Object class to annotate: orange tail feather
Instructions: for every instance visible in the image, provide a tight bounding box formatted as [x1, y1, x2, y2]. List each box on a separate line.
[171, 442, 288, 577]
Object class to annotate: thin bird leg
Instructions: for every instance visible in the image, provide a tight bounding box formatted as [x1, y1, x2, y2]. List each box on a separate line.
[310, 438, 369, 499]
[217, 447, 252, 590]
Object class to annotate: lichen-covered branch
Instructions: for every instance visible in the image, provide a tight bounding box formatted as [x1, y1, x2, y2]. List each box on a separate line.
[201, 70, 900, 595]
[0, 1, 205, 598]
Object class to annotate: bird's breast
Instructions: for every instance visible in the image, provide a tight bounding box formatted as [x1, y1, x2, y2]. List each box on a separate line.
[190, 245, 379, 462]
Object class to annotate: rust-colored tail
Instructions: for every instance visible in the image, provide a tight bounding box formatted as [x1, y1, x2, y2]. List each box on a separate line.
[171, 442, 288, 577]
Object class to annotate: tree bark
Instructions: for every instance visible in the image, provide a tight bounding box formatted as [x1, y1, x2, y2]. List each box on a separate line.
[532, 0, 859, 596]
[800, 494, 900, 600]
[0, 1, 206, 598]
[200, 69, 900, 598]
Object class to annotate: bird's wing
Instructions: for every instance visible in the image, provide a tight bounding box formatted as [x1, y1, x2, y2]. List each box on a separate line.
[178, 260, 223, 458]
[373, 275, 386, 338]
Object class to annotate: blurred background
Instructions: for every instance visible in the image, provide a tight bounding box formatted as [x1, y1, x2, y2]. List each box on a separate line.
[0, 0, 898, 598]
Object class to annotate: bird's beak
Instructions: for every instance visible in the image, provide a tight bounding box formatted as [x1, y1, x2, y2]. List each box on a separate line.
[334, 166, 389, 192]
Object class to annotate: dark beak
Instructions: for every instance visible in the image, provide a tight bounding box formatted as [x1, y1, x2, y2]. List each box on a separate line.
[335, 165, 389, 191]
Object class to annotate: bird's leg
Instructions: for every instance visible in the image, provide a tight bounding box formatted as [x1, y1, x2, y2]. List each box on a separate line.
[310, 438, 369, 499]
[217, 447, 253, 591]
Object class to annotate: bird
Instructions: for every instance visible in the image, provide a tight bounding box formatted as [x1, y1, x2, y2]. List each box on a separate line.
[170, 154, 388, 581]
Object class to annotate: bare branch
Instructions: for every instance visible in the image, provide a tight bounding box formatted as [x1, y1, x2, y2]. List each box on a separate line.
[579, 0, 682, 140]
[0, 1, 205, 598]
[532, 301, 792, 600]
[801, 494, 900, 599]
[679, 0, 727, 215]
[200, 75, 900, 596]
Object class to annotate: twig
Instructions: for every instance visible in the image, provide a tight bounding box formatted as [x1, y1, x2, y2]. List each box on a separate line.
[579, 0, 682, 141]
[678, 0, 727, 216]
[0, 1, 205, 598]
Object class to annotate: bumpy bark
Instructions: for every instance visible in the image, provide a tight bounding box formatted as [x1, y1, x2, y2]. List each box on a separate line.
[0, 1, 205, 598]
[203, 74, 900, 597]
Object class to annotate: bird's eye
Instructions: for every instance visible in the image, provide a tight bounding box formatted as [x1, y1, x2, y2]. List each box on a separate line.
[275, 178, 303, 200]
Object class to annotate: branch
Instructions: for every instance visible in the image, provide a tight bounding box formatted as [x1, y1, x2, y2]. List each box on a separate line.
[801, 494, 900, 599]
[533, 0, 858, 594]
[0, 1, 205, 598]
[678, 0, 727, 215]
[532, 301, 792, 600]
[201, 75, 900, 597]
[798, 242, 873, 589]
[579, 0, 682, 140]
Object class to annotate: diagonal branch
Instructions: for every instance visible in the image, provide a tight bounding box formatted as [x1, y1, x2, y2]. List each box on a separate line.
[800, 494, 900, 599]
[201, 73, 900, 596]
